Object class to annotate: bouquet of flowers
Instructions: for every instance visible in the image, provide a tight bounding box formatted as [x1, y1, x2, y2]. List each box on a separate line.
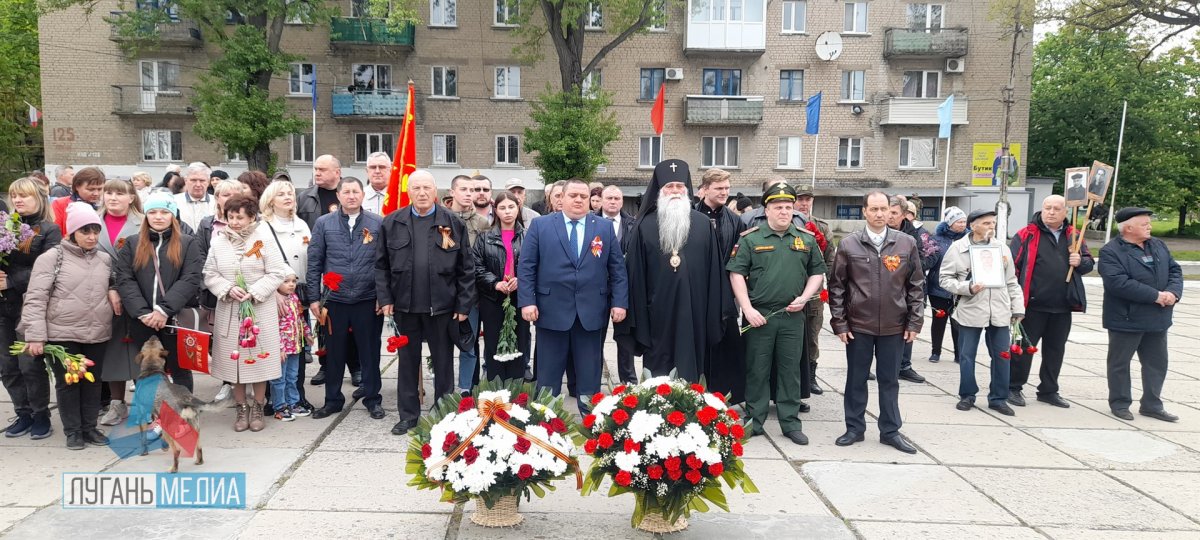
[406, 380, 582, 514]
[493, 297, 522, 362]
[0, 211, 34, 267]
[1002, 319, 1037, 359]
[580, 377, 758, 531]
[10, 341, 95, 384]
[316, 271, 343, 334]
[232, 272, 269, 365]
[386, 319, 409, 354]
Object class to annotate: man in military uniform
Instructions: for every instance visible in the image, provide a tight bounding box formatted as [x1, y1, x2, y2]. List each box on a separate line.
[728, 182, 827, 445]
[794, 184, 834, 395]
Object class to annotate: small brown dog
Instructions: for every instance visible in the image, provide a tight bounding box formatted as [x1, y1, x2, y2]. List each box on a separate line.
[134, 336, 227, 473]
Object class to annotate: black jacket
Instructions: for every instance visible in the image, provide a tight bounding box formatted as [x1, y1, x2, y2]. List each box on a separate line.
[1099, 235, 1183, 333]
[305, 209, 383, 304]
[297, 185, 324, 232]
[1010, 212, 1094, 313]
[695, 200, 746, 264]
[900, 219, 940, 273]
[375, 206, 476, 316]
[595, 209, 636, 251]
[0, 214, 62, 316]
[115, 227, 205, 319]
[472, 225, 525, 303]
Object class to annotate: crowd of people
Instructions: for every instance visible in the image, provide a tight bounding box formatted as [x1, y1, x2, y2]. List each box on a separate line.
[0, 156, 1185, 453]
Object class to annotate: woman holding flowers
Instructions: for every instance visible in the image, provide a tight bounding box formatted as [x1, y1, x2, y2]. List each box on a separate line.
[18, 203, 114, 450]
[203, 194, 290, 432]
[473, 192, 530, 382]
[1, 177, 63, 440]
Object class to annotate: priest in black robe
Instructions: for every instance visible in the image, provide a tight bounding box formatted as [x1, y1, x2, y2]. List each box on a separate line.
[615, 159, 727, 386]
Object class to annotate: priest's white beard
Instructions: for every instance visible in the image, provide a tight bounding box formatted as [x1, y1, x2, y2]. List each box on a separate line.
[658, 195, 691, 255]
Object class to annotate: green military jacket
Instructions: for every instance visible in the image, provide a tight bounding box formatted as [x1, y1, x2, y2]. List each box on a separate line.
[727, 224, 828, 312]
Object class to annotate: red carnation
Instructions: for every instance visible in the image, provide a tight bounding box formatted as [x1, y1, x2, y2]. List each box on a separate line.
[708, 463, 724, 477]
[667, 468, 683, 481]
[613, 384, 627, 394]
[933, 308, 947, 318]
[549, 417, 567, 434]
[697, 406, 718, 426]
[622, 394, 639, 408]
[514, 437, 532, 454]
[730, 424, 745, 439]
[517, 464, 534, 480]
[656, 384, 672, 396]
[1026, 346, 1038, 354]
[667, 411, 686, 427]
[713, 391, 726, 403]
[458, 396, 475, 413]
[598, 433, 614, 449]
[732, 442, 744, 457]
[322, 271, 344, 292]
[395, 335, 409, 348]
[715, 422, 729, 436]
[665, 456, 682, 471]
[686, 454, 703, 470]
[514, 392, 529, 406]
[647, 464, 664, 480]
[615, 470, 632, 487]
[494, 409, 510, 421]
[1010, 344, 1022, 354]
[315, 349, 327, 357]
[584, 439, 598, 454]
[727, 410, 740, 422]
[819, 289, 829, 303]
[999, 351, 1011, 359]
[623, 439, 641, 453]
[442, 432, 459, 453]
[583, 414, 597, 429]
[463, 445, 479, 465]
[421, 444, 432, 459]
[690, 383, 705, 393]
[591, 392, 606, 405]
[612, 409, 630, 425]
[685, 470, 702, 484]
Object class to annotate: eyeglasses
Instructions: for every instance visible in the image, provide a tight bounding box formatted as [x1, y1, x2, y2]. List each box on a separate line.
[470, 187, 492, 193]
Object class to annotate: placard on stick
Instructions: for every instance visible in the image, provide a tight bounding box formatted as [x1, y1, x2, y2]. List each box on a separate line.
[1087, 160, 1115, 203]
[1064, 167, 1090, 208]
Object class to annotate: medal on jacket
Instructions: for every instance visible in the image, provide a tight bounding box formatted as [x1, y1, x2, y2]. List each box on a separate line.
[670, 250, 681, 272]
[363, 229, 374, 245]
[245, 240, 264, 259]
[883, 255, 900, 272]
[438, 226, 456, 249]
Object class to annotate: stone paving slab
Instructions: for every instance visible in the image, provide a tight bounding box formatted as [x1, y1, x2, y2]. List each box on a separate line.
[0, 508, 36, 532]
[1109, 471, 1200, 520]
[865, 393, 1009, 427]
[852, 521, 1047, 540]
[1074, 399, 1200, 432]
[773, 421, 935, 464]
[5, 507, 254, 539]
[102, 446, 304, 508]
[903, 424, 1086, 468]
[265, 450, 451, 514]
[238, 510, 450, 539]
[0, 446, 117, 507]
[1041, 527, 1200, 539]
[1035, 428, 1200, 471]
[803, 462, 1017, 524]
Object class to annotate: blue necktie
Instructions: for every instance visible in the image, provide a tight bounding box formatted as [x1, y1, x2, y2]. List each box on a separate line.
[569, 220, 580, 262]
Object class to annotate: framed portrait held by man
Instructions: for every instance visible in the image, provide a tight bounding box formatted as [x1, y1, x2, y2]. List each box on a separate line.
[969, 244, 1005, 288]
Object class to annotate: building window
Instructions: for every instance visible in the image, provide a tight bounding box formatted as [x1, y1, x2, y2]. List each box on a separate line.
[290, 133, 313, 163]
[582, 69, 602, 94]
[351, 63, 391, 92]
[907, 3, 943, 31]
[779, 70, 804, 101]
[495, 0, 518, 26]
[691, 0, 764, 22]
[496, 135, 520, 165]
[431, 66, 457, 97]
[838, 137, 863, 169]
[840, 70, 865, 101]
[139, 60, 180, 91]
[843, 2, 868, 33]
[640, 68, 665, 100]
[142, 130, 182, 162]
[836, 204, 863, 219]
[782, 1, 806, 33]
[702, 69, 742, 96]
[430, 0, 457, 26]
[284, 0, 311, 24]
[639, 136, 663, 168]
[899, 137, 936, 169]
[701, 136, 739, 168]
[355, 133, 395, 163]
[902, 71, 940, 98]
[648, 0, 666, 30]
[289, 63, 314, 95]
[494, 67, 521, 98]
[778, 136, 803, 169]
[586, 3, 603, 29]
[433, 134, 457, 165]
[138, 0, 179, 20]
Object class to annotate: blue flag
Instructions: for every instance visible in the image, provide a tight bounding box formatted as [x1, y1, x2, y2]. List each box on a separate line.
[805, 92, 822, 135]
[311, 67, 318, 110]
[937, 95, 954, 138]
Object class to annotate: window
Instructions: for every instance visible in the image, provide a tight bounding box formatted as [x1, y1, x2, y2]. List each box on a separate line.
[899, 137, 936, 169]
[494, 67, 521, 98]
[838, 137, 863, 168]
[843, 2, 868, 33]
[840, 70, 865, 101]
[582, 69, 602, 94]
[496, 135, 520, 165]
[495, 0, 519, 26]
[648, 0, 666, 30]
[290, 133, 314, 163]
[586, 3, 603, 29]
[701, 136, 739, 168]
[639, 136, 663, 168]
[351, 64, 391, 92]
[907, 4, 943, 31]
[779, 70, 804, 101]
[284, 0, 311, 24]
[782, 1, 806, 33]
[902, 71, 940, 98]
[431, 66, 457, 97]
[639, 68, 665, 100]
[702, 69, 742, 96]
[778, 137, 803, 169]
[142, 130, 182, 162]
[355, 133, 395, 163]
[691, 0, 765, 22]
[431, 0, 457, 26]
[836, 204, 863, 219]
[139, 60, 179, 91]
[433, 134, 458, 165]
[289, 63, 314, 95]
[137, 0, 179, 20]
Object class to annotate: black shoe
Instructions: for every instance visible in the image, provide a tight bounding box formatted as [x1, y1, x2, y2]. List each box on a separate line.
[835, 431, 864, 446]
[1007, 390, 1026, 407]
[4, 414, 33, 438]
[82, 429, 109, 446]
[352, 387, 366, 401]
[867, 372, 876, 381]
[29, 413, 52, 440]
[1037, 393, 1071, 408]
[1139, 409, 1179, 422]
[367, 404, 386, 420]
[809, 382, 823, 395]
[66, 432, 85, 450]
[797, 401, 810, 413]
[988, 403, 1016, 416]
[351, 371, 362, 387]
[929, 353, 941, 363]
[783, 430, 809, 445]
[1112, 409, 1134, 421]
[310, 368, 326, 386]
[391, 419, 416, 435]
[956, 398, 973, 411]
[310, 406, 342, 420]
[263, 403, 275, 416]
[881, 434, 917, 454]
[898, 368, 926, 383]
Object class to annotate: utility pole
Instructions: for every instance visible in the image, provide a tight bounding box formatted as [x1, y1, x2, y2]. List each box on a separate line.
[996, 2, 1024, 241]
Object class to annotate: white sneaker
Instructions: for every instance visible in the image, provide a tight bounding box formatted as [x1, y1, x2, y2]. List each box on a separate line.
[214, 383, 233, 402]
[99, 402, 128, 426]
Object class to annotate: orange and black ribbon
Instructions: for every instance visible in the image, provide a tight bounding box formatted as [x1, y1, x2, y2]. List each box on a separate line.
[245, 240, 264, 259]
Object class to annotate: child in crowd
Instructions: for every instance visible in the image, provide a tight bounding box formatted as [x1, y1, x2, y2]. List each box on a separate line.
[273, 275, 313, 421]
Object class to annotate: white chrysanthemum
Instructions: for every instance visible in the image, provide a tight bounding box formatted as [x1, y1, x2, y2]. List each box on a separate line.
[614, 450, 642, 472]
[478, 390, 510, 404]
[524, 424, 550, 442]
[508, 405, 531, 423]
[645, 434, 679, 459]
[479, 425, 518, 459]
[626, 410, 665, 442]
[703, 393, 729, 411]
[592, 394, 621, 417]
[676, 423, 711, 454]
[641, 376, 672, 388]
[695, 445, 722, 465]
[530, 402, 556, 419]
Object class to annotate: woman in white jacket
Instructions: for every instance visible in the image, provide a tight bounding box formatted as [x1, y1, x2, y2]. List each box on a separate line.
[940, 209, 1024, 416]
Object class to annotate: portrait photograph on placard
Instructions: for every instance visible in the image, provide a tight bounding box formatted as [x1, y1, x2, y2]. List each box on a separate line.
[1088, 161, 1115, 202]
[1064, 167, 1090, 208]
[969, 244, 1006, 288]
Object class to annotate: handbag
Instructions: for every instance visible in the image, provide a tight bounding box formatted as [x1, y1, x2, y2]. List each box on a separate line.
[152, 249, 213, 335]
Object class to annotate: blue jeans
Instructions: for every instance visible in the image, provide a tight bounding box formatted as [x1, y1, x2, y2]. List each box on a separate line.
[271, 354, 301, 409]
[957, 325, 1011, 406]
[457, 307, 480, 391]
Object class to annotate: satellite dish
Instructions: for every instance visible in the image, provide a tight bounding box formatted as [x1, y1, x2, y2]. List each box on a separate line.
[815, 31, 843, 61]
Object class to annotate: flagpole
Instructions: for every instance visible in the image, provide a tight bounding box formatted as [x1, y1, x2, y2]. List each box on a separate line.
[1104, 100, 1128, 245]
[941, 129, 952, 213]
[311, 67, 318, 182]
[810, 134, 818, 184]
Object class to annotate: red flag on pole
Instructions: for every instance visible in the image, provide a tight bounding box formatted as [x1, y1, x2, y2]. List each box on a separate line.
[650, 83, 665, 135]
[177, 328, 210, 374]
[158, 402, 199, 457]
[384, 81, 417, 214]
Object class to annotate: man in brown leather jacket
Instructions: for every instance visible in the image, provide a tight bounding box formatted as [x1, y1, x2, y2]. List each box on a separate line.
[828, 191, 926, 454]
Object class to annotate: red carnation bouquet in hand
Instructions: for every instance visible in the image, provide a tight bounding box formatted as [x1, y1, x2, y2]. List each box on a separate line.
[1001, 319, 1037, 360]
[316, 271, 343, 334]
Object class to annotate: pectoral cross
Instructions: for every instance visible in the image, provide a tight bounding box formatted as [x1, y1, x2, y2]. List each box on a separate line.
[669, 163, 677, 172]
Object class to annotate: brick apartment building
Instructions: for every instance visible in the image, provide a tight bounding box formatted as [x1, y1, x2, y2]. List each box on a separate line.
[39, 0, 1031, 221]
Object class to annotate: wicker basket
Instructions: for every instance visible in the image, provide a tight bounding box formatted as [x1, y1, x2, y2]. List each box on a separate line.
[636, 511, 689, 533]
[470, 495, 523, 527]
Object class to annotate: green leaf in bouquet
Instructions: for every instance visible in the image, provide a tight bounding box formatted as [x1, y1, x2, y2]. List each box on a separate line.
[529, 483, 545, 498]
[701, 482, 729, 511]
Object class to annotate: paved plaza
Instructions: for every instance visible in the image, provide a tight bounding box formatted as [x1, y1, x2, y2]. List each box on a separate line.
[2, 276, 1200, 538]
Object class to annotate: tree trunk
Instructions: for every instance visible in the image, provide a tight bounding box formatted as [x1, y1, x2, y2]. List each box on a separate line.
[248, 145, 272, 173]
[1179, 203, 1188, 235]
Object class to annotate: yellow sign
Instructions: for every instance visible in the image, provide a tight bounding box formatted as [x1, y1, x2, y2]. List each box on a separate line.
[971, 143, 1022, 187]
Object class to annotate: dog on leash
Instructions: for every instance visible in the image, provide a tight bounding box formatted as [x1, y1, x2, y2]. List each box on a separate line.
[134, 336, 228, 473]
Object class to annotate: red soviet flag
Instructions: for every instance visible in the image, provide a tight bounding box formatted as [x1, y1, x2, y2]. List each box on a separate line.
[158, 402, 199, 457]
[384, 80, 417, 214]
[650, 83, 665, 135]
[177, 328, 210, 374]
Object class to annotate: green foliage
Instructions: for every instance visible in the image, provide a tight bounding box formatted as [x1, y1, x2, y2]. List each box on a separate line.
[523, 88, 620, 183]
[0, 0, 42, 178]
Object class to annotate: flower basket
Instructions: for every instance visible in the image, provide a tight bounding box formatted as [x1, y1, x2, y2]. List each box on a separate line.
[580, 377, 758, 530]
[406, 379, 583, 522]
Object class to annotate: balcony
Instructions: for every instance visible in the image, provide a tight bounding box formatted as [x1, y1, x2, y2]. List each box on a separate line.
[331, 90, 407, 118]
[108, 12, 202, 47]
[112, 86, 196, 116]
[884, 28, 968, 58]
[329, 17, 414, 48]
[685, 1, 766, 54]
[685, 95, 763, 125]
[880, 97, 968, 126]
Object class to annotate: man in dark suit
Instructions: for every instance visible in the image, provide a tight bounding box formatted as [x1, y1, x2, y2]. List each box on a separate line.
[519, 179, 629, 412]
[597, 185, 637, 384]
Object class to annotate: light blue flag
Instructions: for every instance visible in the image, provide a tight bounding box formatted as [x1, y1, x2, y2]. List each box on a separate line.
[805, 92, 822, 135]
[937, 95, 954, 138]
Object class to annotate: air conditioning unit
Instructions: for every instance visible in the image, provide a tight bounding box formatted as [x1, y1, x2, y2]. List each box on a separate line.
[665, 67, 684, 80]
[945, 58, 965, 73]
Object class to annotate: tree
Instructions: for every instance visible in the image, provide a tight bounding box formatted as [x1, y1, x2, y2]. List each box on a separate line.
[523, 87, 620, 182]
[1054, 0, 1200, 55]
[0, 0, 42, 180]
